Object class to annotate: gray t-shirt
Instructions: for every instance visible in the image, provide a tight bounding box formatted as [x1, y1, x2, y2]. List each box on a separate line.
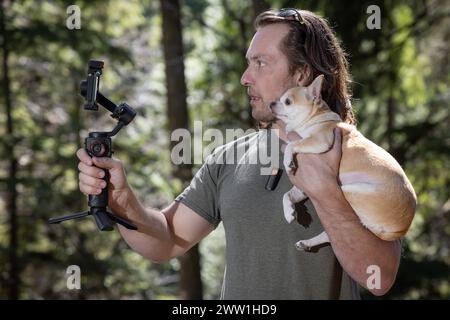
[175, 129, 360, 299]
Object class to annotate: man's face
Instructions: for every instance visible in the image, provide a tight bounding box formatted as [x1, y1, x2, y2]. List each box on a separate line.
[241, 24, 300, 123]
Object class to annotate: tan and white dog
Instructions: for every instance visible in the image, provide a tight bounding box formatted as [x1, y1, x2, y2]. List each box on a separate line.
[271, 75, 417, 251]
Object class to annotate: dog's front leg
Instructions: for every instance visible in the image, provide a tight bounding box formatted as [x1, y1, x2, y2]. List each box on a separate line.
[295, 231, 330, 251]
[283, 186, 307, 223]
[283, 142, 297, 175]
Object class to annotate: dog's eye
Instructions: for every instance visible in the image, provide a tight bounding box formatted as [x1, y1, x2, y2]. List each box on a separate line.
[285, 98, 291, 105]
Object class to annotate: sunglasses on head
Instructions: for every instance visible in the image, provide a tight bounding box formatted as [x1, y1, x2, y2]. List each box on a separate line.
[277, 8, 305, 25]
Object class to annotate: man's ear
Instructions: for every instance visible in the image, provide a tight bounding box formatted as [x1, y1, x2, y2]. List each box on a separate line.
[294, 65, 311, 87]
[308, 74, 324, 97]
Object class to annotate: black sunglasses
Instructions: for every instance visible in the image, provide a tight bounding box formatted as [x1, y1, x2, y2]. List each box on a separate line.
[277, 8, 305, 25]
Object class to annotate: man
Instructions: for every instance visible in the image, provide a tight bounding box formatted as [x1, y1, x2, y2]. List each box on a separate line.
[77, 9, 401, 299]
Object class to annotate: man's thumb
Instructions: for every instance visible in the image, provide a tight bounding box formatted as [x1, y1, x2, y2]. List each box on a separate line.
[92, 157, 120, 170]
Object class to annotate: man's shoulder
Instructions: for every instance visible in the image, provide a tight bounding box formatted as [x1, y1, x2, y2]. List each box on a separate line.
[217, 129, 262, 150]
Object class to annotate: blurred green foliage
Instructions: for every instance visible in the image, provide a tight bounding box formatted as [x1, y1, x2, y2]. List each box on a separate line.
[0, 0, 448, 299]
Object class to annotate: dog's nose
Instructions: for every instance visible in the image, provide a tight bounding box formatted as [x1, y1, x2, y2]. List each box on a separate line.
[270, 102, 276, 109]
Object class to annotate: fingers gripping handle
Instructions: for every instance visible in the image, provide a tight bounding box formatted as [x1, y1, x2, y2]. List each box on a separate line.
[88, 170, 114, 231]
[87, 157, 138, 230]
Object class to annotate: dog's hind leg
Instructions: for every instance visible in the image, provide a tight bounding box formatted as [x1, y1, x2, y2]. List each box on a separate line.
[283, 186, 307, 223]
[295, 231, 330, 251]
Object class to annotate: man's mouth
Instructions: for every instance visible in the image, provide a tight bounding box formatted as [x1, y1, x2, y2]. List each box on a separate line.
[249, 95, 261, 103]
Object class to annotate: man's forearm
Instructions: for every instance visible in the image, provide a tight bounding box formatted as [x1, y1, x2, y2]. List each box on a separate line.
[309, 182, 401, 296]
[113, 188, 176, 262]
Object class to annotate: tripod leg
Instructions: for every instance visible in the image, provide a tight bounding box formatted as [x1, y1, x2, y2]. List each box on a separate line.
[106, 212, 138, 230]
[48, 211, 90, 224]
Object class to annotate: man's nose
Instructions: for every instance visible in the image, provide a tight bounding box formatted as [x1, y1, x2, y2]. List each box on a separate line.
[240, 67, 253, 86]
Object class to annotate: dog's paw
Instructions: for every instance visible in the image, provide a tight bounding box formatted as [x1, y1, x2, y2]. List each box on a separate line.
[283, 159, 292, 171]
[283, 209, 296, 223]
[288, 161, 298, 175]
[285, 166, 293, 175]
[284, 155, 298, 175]
[283, 151, 293, 170]
[295, 241, 312, 252]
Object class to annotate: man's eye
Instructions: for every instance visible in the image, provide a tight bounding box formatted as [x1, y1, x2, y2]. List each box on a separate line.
[257, 60, 265, 68]
[285, 98, 291, 105]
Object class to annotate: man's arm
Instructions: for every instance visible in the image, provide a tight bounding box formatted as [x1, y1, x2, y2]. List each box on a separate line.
[76, 148, 215, 263]
[308, 183, 401, 296]
[117, 193, 215, 262]
[289, 128, 401, 296]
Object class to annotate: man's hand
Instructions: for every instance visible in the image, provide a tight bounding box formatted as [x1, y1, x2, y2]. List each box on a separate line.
[77, 148, 134, 218]
[287, 128, 342, 199]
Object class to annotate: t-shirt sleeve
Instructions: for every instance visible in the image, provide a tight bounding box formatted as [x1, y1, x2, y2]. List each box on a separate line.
[174, 153, 222, 228]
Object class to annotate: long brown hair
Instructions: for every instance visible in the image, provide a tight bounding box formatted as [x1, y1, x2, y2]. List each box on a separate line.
[255, 9, 356, 125]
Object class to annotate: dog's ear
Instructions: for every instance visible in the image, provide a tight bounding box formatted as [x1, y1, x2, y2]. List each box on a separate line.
[308, 75, 324, 98]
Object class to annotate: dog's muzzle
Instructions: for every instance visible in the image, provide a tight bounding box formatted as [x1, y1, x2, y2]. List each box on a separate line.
[270, 101, 284, 118]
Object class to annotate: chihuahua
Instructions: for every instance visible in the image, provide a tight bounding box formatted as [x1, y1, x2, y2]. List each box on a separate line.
[271, 75, 417, 251]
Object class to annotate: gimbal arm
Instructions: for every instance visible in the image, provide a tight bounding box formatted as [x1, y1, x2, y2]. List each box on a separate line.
[80, 81, 137, 137]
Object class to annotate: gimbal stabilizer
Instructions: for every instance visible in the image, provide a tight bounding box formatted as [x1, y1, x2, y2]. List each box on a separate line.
[48, 60, 137, 231]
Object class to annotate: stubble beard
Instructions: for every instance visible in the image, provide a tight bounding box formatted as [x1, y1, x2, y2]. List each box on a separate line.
[250, 76, 297, 126]
[251, 98, 276, 124]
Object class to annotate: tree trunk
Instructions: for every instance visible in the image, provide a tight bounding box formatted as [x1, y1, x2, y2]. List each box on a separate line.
[1, 0, 19, 300]
[386, 52, 397, 154]
[252, 0, 270, 21]
[160, 0, 203, 300]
